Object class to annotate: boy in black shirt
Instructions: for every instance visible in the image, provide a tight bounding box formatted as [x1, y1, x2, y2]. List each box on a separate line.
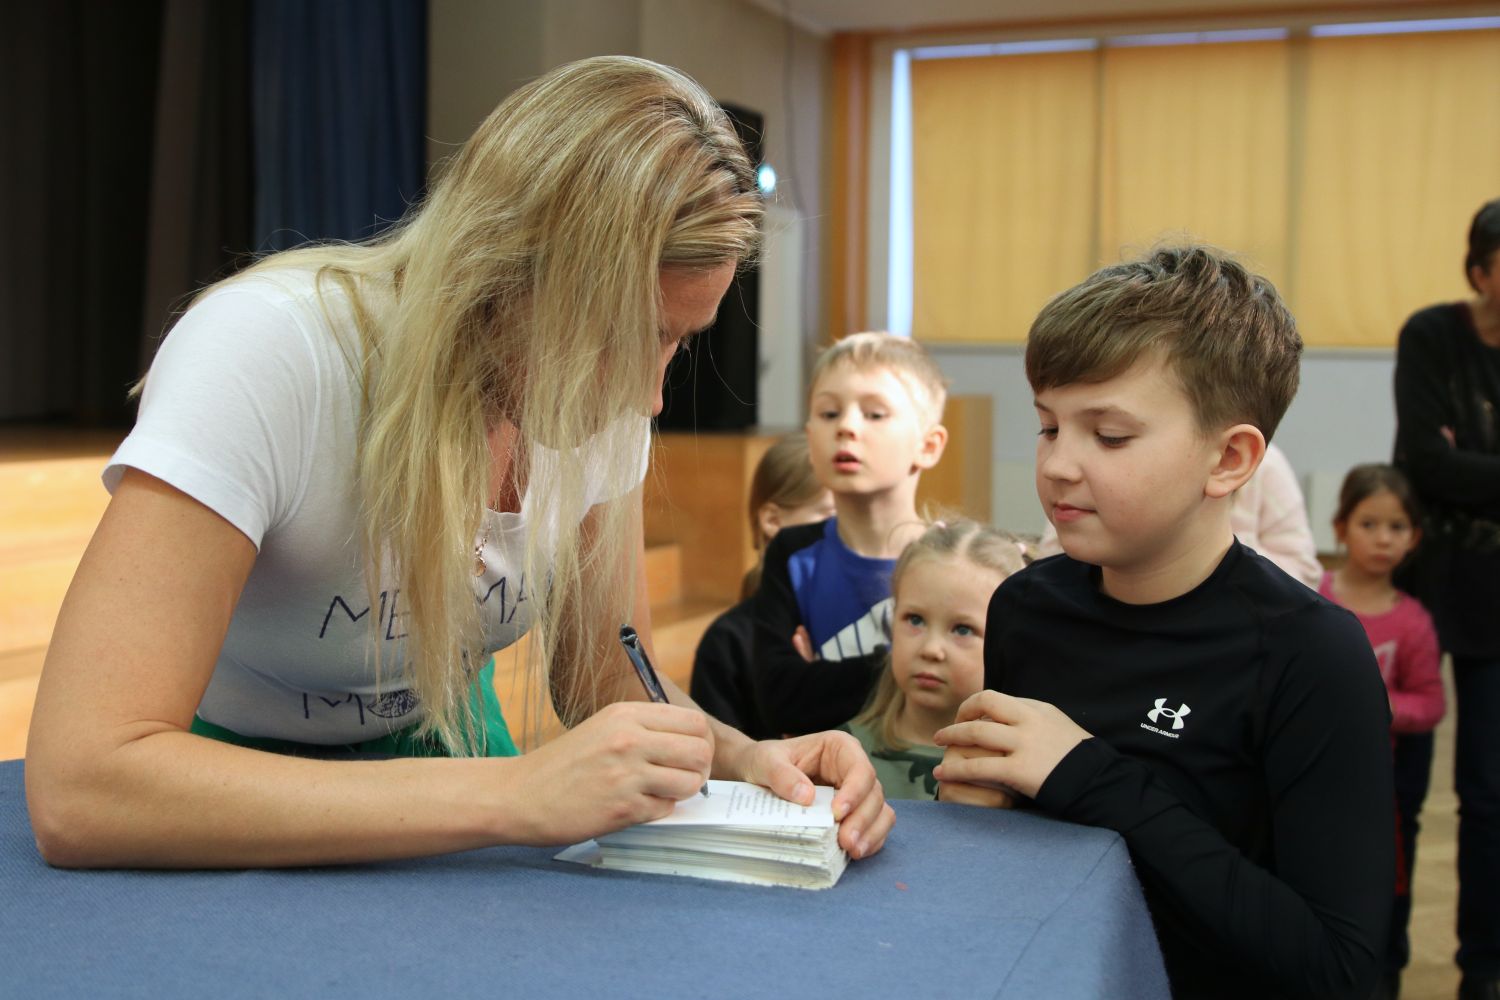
[935, 247, 1393, 999]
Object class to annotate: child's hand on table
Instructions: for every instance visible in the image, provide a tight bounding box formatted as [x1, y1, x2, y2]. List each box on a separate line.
[935, 743, 1017, 808]
[933, 691, 1092, 801]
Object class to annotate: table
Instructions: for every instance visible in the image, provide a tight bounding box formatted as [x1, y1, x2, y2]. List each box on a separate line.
[0, 759, 1167, 998]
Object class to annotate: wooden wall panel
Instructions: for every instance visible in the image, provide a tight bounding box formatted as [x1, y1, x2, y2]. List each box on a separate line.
[644, 432, 780, 604]
[916, 394, 993, 522]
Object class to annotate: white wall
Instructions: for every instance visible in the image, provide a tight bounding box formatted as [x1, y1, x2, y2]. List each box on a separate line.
[426, 0, 829, 430]
[426, 0, 549, 165]
[639, 0, 829, 428]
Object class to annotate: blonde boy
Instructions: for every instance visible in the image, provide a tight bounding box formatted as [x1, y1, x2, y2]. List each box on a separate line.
[935, 248, 1392, 998]
[750, 333, 947, 735]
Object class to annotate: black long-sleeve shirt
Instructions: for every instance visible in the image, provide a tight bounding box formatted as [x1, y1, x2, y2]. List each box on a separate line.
[750, 520, 886, 736]
[1392, 302, 1500, 657]
[689, 600, 777, 742]
[988, 543, 1393, 999]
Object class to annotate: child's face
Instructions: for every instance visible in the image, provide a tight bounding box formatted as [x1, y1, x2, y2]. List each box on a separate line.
[1335, 490, 1419, 578]
[806, 364, 939, 497]
[1034, 356, 1224, 574]
[889, 558, 1002, 720]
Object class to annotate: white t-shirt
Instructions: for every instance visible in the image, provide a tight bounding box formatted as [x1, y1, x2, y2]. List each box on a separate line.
[106, 269, 650, 743]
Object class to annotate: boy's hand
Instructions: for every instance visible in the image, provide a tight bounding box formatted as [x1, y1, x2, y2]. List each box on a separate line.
[935, 743, 1017, 808]
[791, 625, 816, 663]
[933, 691, 1091, 799]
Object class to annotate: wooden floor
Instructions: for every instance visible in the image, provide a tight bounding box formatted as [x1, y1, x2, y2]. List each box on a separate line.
[1402, 666, 1461, 1000]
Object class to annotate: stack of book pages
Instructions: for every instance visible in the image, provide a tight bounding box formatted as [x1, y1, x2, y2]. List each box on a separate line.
[556, 780, 848, 890]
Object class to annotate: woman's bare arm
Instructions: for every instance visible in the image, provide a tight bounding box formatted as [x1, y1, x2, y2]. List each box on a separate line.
[25, 470, 713, 868]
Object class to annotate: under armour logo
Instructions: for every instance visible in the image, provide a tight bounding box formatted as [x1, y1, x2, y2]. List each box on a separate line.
[1146, 699, 1191, 730]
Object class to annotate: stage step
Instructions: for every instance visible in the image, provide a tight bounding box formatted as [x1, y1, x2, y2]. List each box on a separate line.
[649, 598, 725, 691]
[0, 676, 40, 761]
[0, 453, 114, 661]
[643, 541, 682, 606]
[0, 444, 116, 758]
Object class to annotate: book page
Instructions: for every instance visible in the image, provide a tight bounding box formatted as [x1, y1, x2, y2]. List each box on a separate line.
[643, 780, 836, 827]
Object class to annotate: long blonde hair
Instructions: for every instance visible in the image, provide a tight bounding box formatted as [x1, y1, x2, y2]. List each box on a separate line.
[167, 57, 762, 751]
[853, 519, 1030, 751]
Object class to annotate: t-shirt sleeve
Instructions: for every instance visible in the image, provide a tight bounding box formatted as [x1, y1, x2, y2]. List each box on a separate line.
[1034, 607, 1393, 999]
[1393, 315, 1500, 507]
[104, 285, 325, 549]
[749, 525, 883, 736]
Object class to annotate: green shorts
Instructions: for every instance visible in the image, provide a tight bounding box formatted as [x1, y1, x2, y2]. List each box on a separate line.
[189, 658, 519, 758]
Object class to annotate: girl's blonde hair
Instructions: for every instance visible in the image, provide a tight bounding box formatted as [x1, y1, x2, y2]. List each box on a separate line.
[853, 519, 1031, 751]
[740, 432, 823, 599]
[161, 57, 762, 751]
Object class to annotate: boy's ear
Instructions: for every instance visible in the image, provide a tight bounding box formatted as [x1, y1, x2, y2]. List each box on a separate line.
[913, 423, 948, 472]
[1204, 423, 1266, 500]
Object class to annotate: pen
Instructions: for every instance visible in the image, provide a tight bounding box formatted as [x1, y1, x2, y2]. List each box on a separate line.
[619, 623, 709, 797]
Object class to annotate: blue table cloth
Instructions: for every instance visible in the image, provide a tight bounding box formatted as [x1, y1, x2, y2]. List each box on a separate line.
[0, 759, 1168, 998]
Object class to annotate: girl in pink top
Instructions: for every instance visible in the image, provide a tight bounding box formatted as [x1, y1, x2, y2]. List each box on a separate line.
[1320, 463, 1445, 997]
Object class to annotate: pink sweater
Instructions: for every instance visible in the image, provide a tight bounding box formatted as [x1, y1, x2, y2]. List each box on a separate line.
[1319, 573, 1446, 733]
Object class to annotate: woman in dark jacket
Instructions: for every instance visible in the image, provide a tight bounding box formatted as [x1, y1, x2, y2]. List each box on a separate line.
[1393, 197, 1500, 1000]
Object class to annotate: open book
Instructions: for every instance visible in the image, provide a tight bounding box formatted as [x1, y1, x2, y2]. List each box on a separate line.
[556, 780, 848, 890]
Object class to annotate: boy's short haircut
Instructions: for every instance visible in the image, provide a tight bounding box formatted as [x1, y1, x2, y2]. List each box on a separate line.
[1026, 246, 1303, 441]
[809, 331, 949, 426]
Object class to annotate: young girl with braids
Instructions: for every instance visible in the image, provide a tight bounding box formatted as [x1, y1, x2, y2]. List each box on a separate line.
[25, 56, 892, 869]
[845, 519, 1029, 800]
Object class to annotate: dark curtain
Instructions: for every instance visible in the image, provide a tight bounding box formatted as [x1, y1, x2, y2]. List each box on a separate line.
[251, 0, 427, 251]
[139, 0, 254, 374]
[0, 0, 426, 428]
[1, 1, 166, 425]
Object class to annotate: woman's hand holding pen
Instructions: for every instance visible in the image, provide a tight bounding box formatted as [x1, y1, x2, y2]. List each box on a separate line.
[616, 624, 891, 860]
[503, 700, 713, 846]
[725, 730, 895, 860]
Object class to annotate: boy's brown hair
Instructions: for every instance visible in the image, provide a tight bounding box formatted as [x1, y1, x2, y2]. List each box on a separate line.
[1025, 246, 1303, 441]
[809, 331, 949, 426]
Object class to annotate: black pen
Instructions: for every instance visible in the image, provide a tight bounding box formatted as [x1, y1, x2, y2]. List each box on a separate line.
[619, 624, 709, 797]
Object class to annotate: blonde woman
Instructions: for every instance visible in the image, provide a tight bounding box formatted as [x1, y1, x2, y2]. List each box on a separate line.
[25, 57, 893, 868]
